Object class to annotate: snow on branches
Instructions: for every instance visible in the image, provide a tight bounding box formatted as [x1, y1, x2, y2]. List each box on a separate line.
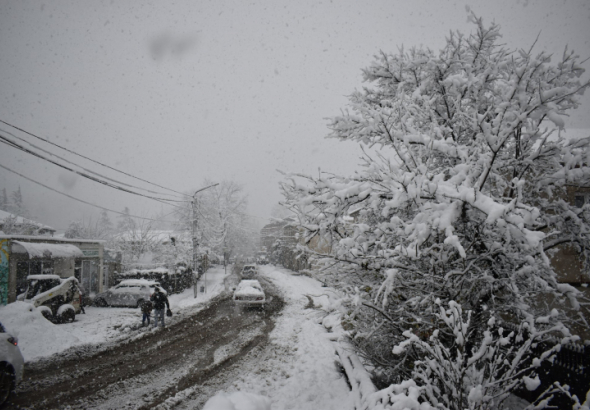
[373, 300, 577, 410]
[281, 15, 589, 319]
[281, 14, 590, 409]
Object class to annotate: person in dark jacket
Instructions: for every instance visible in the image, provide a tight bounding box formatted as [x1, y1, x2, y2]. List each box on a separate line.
[150, 287, 170, 328]
[141, 299, 153, 327]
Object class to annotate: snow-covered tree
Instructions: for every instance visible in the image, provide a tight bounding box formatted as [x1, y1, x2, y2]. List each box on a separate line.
[281, 15, 590, 408]
[117, 207, 135, 232]
[0, 188, 8, 212]
[174, 180, 256, 262]
[65, 211, 115, 241]
[97, 210, 114, 239]
[10, 186, 28, 217]
[113, 217, 156, 263]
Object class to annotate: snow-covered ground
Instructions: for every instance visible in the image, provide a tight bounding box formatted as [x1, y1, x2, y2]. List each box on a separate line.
[0, 264, 533, 409]
[198, 265, 353, 410]
[0, 265, 229, 362]
[199, 265, 531, 410]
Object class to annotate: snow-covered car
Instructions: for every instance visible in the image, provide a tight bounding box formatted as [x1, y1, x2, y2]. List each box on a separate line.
[233, 279, 266, 309]
[94, 279, 165, 308]
[240, 264, 258, 278]
[0, 322, 24, 406]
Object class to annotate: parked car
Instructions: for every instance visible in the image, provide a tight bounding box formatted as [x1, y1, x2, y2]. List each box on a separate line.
[0, 322, 24, 406]
[256, 252, 268, 265]
[94, 279, 165, 308]
[233, 279, 266, 309]
[240, 264, 258, 279]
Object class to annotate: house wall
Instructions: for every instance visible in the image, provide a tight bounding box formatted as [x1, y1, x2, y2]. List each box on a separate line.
[550, 185, 590, 284]
[0, 236, 105, 303]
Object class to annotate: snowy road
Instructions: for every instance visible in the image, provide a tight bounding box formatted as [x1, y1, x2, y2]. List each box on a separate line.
[3, 265, 352, 409]
[5, 276, 284, 409]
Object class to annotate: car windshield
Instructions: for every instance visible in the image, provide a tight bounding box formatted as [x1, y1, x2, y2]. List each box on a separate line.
[26, 279, 61, 299]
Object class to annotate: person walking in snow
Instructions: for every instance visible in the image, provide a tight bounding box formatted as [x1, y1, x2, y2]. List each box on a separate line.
[150, 287, 170, 328]
[141, 299, 153, 327]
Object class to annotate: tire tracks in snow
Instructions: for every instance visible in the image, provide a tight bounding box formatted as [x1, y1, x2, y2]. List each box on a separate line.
[6, 282, 284, 410]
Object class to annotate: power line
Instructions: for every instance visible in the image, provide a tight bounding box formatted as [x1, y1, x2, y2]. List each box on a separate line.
[0, 134, 188, 205]
[0, 162, 177, 223]
[0, 127, 184, 200]
[0, 118, 190, 198]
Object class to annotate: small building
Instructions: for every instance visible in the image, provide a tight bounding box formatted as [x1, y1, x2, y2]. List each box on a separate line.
[0, 235, 105, 305]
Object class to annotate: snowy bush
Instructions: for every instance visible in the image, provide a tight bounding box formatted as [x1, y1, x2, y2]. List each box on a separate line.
[387, 301, 575, 410]
[281, 13, 590, 407]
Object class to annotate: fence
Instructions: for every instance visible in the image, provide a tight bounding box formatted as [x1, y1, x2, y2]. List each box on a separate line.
[515, 340, 590, 407]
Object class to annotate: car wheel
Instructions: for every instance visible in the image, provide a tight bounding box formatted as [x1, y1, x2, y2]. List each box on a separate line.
[59, 308, 75, 323]
[95, 298, 107, 307]
[0, 363, 15, 406]
[136, 299, 144, 309]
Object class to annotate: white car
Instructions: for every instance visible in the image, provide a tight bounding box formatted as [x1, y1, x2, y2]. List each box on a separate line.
[241, 264, 258, 279]
[94, 279, 165, 308]
[233, 280, 266, 309]
[0, 322, 24, 406]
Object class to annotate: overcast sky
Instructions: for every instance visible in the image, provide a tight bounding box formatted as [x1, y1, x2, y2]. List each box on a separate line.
[0, 0, 589, 232]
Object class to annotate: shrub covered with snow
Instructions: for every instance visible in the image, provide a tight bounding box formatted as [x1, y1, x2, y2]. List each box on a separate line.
[0, 301, 80, 360]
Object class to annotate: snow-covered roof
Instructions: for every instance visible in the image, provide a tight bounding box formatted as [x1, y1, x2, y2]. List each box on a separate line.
[26, 274, 61, 281]
[12, 241, 84, 259]
[0, 234, 104, 244]
[0, 209, 55, 232]
[118, 279, 161, 287]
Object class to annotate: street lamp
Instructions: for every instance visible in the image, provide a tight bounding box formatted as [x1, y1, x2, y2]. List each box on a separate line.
[192, 182, 219, 298]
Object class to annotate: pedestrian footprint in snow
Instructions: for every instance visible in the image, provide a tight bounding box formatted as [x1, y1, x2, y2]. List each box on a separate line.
[150, 287, 170, 328]
[141, 299, 153, 327]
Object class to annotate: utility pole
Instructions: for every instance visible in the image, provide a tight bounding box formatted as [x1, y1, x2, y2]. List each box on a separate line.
[191, 183, 219, 298]
[191, 197, 199, 298]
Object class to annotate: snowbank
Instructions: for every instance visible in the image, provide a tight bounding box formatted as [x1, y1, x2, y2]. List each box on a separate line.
[0, 266, 229, 362]
[203, 392, 271, 410]
[0, 301, 81, 361]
